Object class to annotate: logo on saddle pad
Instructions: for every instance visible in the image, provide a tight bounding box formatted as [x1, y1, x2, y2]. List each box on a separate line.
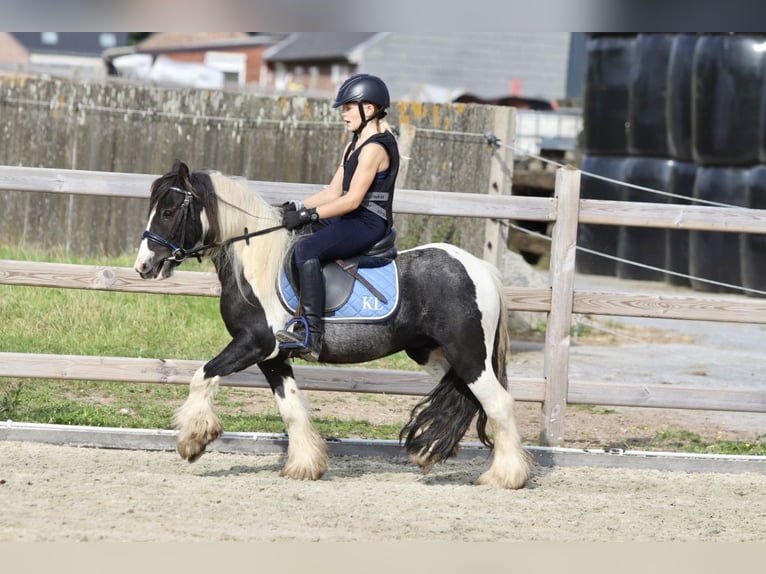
[277, 260, 399, 322]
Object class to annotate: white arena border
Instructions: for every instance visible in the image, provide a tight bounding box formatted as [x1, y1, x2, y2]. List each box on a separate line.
[2, 421, 766, 475]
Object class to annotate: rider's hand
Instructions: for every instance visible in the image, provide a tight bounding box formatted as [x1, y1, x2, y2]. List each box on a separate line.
[283, 207, 318, 230]
[280, 200, 301, 214]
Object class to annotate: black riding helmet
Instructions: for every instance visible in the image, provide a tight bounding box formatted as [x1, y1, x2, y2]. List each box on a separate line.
[332, 74, 391, 164]
[333, 74, 391, 158]
[332, 73, 391, 111]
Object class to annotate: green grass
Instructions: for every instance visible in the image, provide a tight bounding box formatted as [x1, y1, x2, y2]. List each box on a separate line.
[611, 429, 766, 456]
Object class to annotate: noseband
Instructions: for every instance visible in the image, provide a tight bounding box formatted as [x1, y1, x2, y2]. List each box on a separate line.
[141, 184, 285, 266]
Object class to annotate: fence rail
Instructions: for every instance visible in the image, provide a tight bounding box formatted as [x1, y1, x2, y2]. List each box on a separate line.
[2, 165, 766, 446]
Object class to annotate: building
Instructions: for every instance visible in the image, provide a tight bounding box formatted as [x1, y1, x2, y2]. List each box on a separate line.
[3, 32, 129, 79]
[262, 32, 586, 104]
[104, 32, 286, 89]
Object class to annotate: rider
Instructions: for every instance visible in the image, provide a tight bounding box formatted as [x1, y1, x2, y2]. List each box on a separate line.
[276, 73, 400, 361]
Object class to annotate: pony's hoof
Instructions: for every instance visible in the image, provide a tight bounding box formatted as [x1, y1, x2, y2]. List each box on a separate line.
[477, 471, 526, 490]
[279, 451, 329, 481]
[279, 463, 327, 481]
[177, 439, 207, 463]
[477, 463, 530, 490]
[175, 417, 223, 463]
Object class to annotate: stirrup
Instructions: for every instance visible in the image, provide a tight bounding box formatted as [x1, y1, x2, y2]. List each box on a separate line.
[277, 316, 310, 349]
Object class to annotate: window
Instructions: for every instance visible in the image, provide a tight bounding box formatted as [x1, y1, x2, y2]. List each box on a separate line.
[41, 32, 58, 45]
[204, 51, 247, 85]
[331, 64, 350, 87]
[99, 33, 117, 49]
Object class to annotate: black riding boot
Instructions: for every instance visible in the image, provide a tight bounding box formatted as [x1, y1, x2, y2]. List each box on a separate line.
[276, 258, 325, 361]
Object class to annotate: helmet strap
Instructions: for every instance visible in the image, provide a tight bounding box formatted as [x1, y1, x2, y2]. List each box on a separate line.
[354, 101, 370, 135]
[344, 102, 384, 163]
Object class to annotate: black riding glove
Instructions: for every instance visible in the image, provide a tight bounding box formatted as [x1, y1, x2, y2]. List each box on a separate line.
[283, 207, 319, 230]
[280, 200, 301, 214]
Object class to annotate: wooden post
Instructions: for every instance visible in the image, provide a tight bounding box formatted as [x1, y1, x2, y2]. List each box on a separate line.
[396, 123, 417, 189]
[539, 166, 581, 446]
[483, 106, 515, 268]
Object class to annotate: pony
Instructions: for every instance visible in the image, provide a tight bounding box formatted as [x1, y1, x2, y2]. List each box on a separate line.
[134, 160, 531, 489]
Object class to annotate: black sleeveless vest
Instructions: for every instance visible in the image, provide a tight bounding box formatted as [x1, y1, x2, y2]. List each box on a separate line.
[342, 131, 399, 231]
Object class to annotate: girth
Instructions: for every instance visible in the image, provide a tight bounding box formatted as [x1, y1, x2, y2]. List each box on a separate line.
[283, 228, 398, 313]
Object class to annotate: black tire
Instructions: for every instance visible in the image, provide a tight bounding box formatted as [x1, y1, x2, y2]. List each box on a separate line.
[576, 155, 626, 276]
[628, 34, 673, 157]
[582, 35, 636, 155]
[692, 34, 765, 166]
[741, 166, 766, 296]
[666, 34, 698, 161]
[617, 157, 671, 281]
[689, 167, 748, 292]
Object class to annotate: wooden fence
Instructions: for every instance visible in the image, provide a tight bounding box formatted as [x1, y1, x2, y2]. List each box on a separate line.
[2, 165, 766, 446]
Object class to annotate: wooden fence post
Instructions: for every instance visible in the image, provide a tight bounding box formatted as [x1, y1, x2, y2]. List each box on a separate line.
[483, 106, 515, 268]
[396, 123, 417, 189]
[539, 166, 581, 446]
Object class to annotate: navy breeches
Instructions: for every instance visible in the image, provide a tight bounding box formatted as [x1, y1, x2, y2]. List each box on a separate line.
[294, 211, 386, 268]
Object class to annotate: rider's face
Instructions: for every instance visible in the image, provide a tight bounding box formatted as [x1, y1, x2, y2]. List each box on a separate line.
[340, 102, 374, 131]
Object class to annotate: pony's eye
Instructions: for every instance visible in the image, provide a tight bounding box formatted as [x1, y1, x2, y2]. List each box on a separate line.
[162, 209, 174, 219]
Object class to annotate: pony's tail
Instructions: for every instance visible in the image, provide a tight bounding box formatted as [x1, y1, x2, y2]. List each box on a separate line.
[489, 261, 509, 390]
[399, 260, 508, 471]
[399, 368, 486, 472]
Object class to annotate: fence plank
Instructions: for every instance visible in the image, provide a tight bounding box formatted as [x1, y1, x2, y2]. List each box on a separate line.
[579, 198, 766, 234]
[8, 166, 766, 232]
[9, 166, 766, 239]
[0, 166, 157, 198]
[572, 291, 766, 324]
[4, 261, 764, 325]
[0, 260, 221, 296]
[0, 352, 545, 401]
[3, 351, 762, 412]
[568, 379, 766, 413]
[0, 165, 558, 222]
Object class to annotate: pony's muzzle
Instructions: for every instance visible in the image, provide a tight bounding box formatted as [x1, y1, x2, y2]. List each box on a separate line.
[134, 242, 173, 279]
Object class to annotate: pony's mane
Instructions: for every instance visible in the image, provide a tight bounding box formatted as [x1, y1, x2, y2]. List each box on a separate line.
[205, 172, 289, 327]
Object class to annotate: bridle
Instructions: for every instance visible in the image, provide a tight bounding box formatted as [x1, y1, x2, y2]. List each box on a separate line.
[142, 185, 284, 266]
[142, 186, 196, 263]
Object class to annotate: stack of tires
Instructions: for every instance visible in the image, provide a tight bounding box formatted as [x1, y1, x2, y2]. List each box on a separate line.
[578, 34, 635, 276]
[578, 33, 766, 296]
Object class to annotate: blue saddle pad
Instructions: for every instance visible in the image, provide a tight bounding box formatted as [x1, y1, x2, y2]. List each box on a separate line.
[277, 261, 400, 323]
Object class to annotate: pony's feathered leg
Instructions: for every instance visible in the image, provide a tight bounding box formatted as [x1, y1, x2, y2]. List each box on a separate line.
[468, 371, 531, 489]
[259, 358, 328, 481]
[173, 366, 223, 463]
[470, 264, 531, 489]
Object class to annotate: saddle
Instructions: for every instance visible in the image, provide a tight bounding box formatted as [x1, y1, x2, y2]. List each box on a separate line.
[279, 229, 399, 318]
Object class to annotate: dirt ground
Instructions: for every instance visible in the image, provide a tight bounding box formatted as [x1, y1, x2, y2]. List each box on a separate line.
[1, 440, 765, 542]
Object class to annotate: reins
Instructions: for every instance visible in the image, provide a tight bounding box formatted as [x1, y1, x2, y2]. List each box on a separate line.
[180, 224, 285, 262]
[142, 185, 284, 265]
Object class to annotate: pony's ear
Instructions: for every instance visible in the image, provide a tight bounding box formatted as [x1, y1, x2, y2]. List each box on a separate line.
[175, 161, 190, 180]
[171, 159, 190, 176]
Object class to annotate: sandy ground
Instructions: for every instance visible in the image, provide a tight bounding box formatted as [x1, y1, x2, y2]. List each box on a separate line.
[1, 441, 765, 542]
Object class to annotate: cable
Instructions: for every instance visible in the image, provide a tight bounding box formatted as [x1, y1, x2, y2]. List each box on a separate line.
[506, 221, 766, 297]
